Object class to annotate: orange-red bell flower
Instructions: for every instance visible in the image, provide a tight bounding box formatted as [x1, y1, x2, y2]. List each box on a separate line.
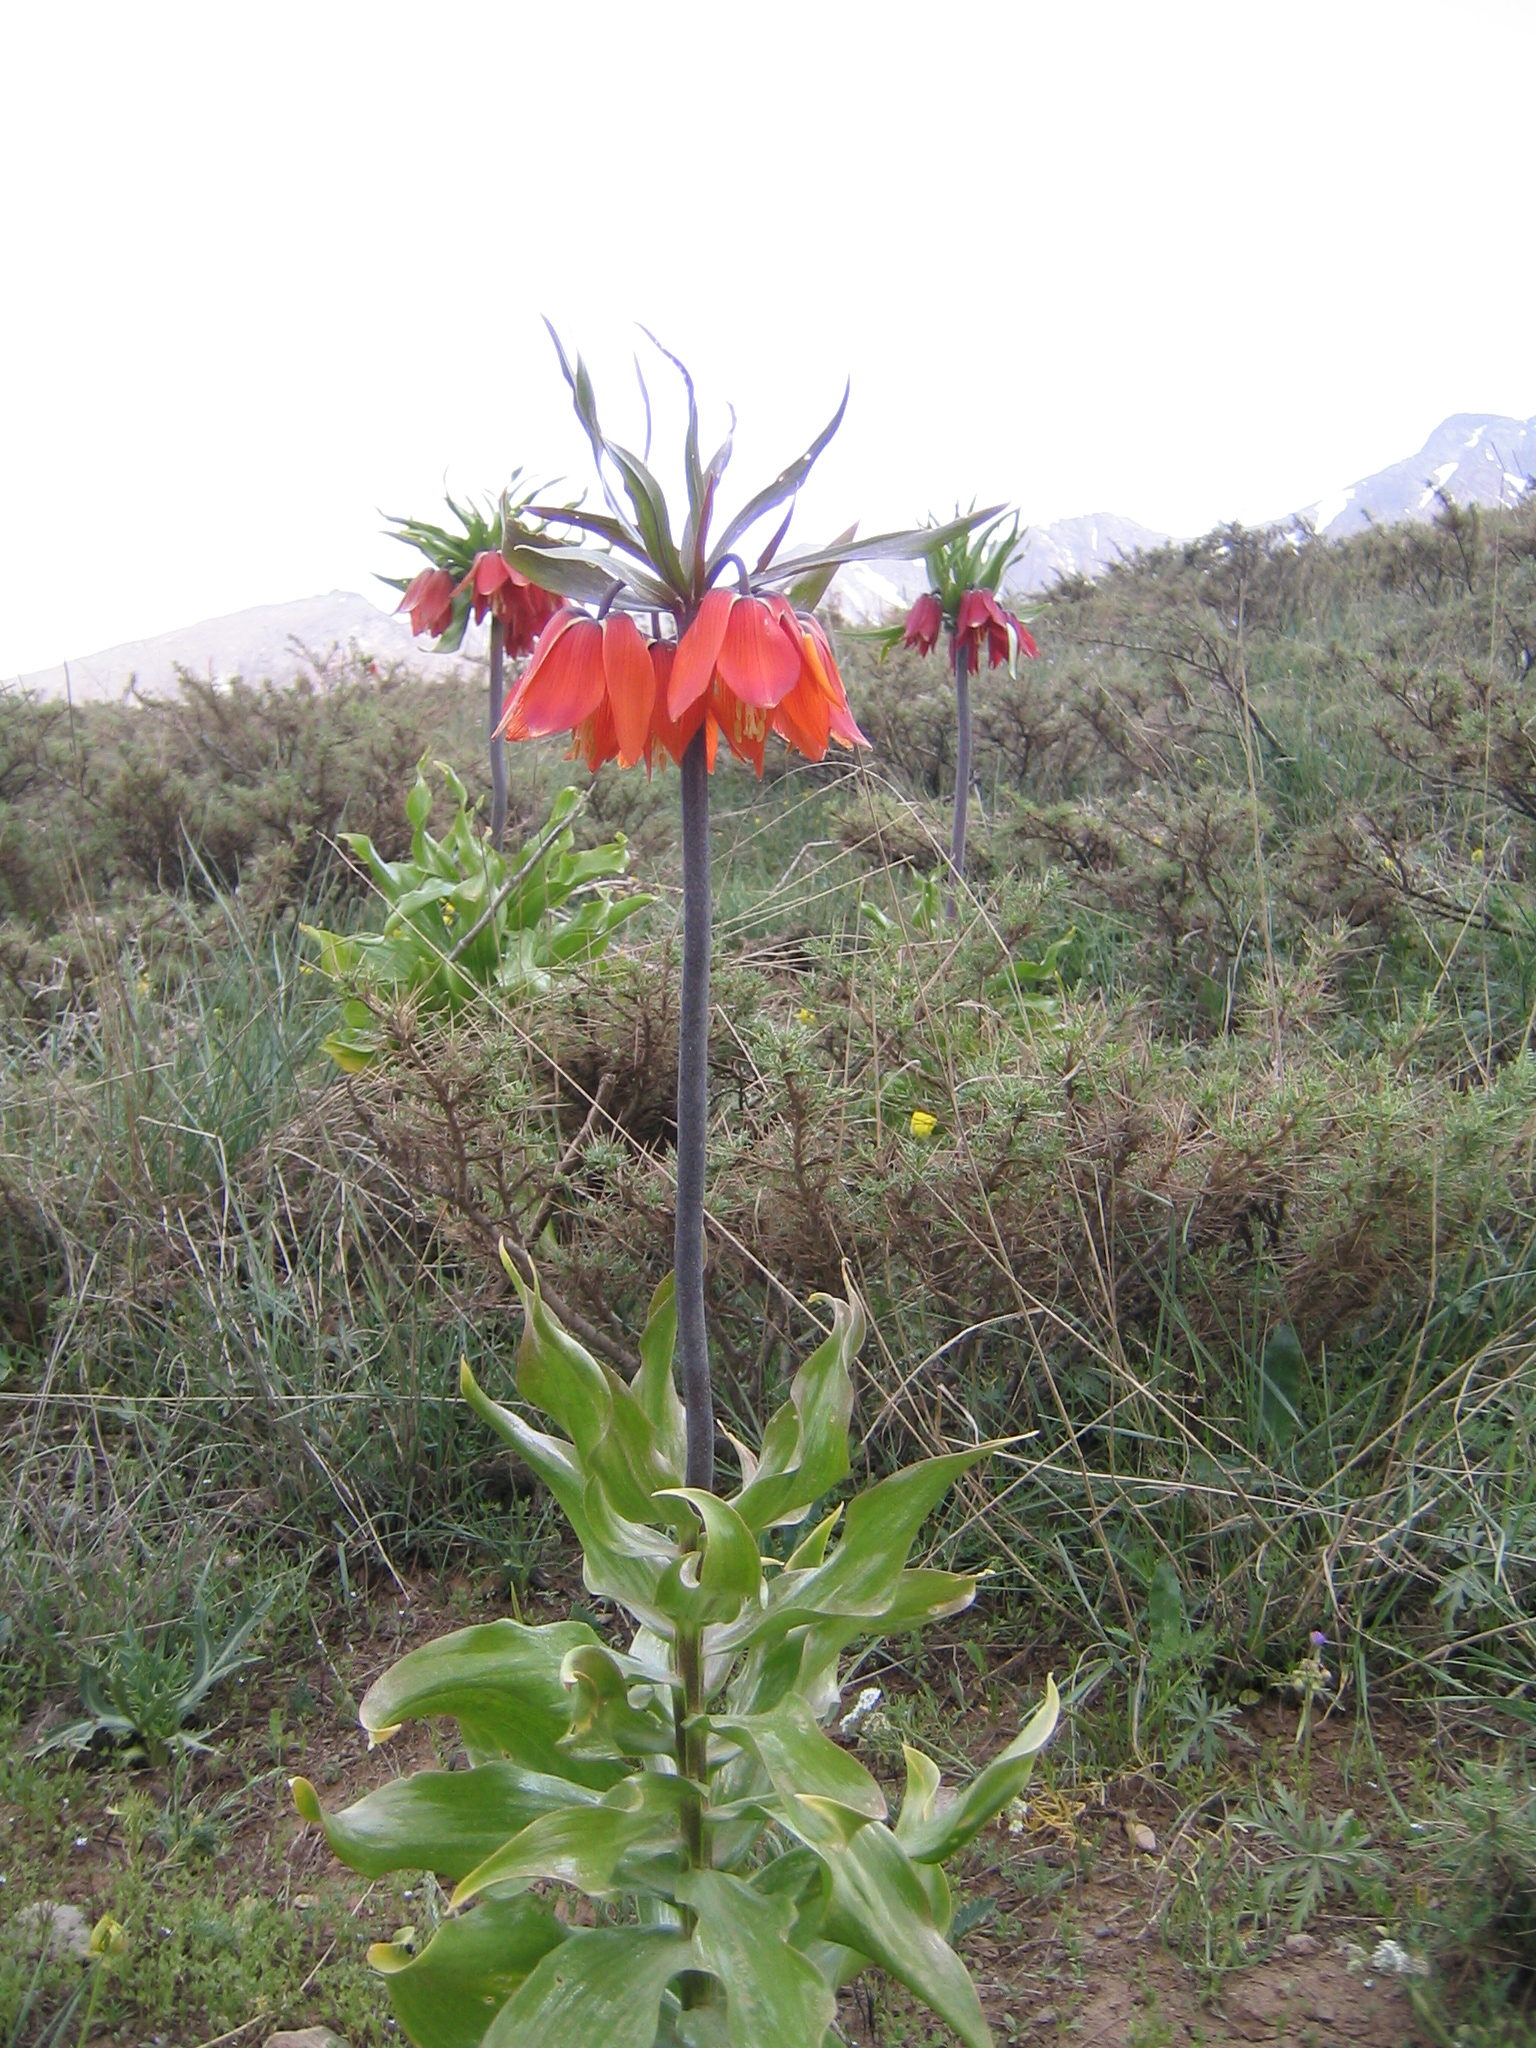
[501, 595, 864, 779]
[668, 590, 866, 776]
[460, 550, 561, 658]
[398, 566, 456, 640]
[954, 587, 1039, 671]
[903, 590, 942, 656]
[500, 607, 658, 769]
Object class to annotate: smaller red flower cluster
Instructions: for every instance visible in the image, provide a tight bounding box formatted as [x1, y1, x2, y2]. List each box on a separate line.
[498, 591, 867, 776]
[398, 552, 561, 657]
[903, 588, 1039, 671]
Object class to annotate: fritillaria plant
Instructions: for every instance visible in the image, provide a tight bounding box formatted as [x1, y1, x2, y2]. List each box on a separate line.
[492, 326, 991, 1488]
[900, 513, 1039, 891]
[385, 476, 564, 849]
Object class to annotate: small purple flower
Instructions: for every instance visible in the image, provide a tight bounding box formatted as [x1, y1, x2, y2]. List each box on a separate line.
[1310, 1630, 1328, 1650]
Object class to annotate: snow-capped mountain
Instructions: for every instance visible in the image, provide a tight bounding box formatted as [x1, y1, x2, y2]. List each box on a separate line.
[1304, 413, 1535, 537]
[9, 414, 1533, 697]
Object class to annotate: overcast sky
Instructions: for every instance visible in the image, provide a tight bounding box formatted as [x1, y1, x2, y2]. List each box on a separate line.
[3, 1, 1533, 679]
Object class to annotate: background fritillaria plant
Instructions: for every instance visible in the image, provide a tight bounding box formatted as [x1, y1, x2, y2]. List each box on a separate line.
[384, 476, 564, 849]
[896, 512, 1040, 892]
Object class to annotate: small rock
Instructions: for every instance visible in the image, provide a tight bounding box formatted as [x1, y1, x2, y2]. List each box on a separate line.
[1092, 1923, 1113, 1939]
[1123, 1817, 1157, 1853]
[1284, 1931, 1319, 1955]
[265, 2032, 350, 2048]
[1032, 2009, 1056, 2029]
[17, 1902, 92, 1961]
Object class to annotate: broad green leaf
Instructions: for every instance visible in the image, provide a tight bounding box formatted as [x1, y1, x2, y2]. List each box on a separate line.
[634, 1274, 686, 1482]
[485, 1927, 693, 2048]
[816, 1823, 991, 2048]
[716, 1695, 885, 1822]
[369, 1892, 565, 2048]
[659, 1490, 763, 1608]
[732, 1297, 860, 1533]
[357, 1617, 622, 1787]
[292, 1762, 598, 1880]
[560, 1643, 676, 1759]
[894, 1678, 1060, 1865]
[452, 1769, 686, 1906]
[675, 1868, 836, 2048]
[503, 543, 621, 605]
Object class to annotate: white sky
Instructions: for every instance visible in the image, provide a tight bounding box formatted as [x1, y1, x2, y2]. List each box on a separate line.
[3, 0, 1533, 679]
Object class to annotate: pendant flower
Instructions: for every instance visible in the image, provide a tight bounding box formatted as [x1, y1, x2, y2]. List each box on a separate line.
[954, 587, 1039, 672]
[460, 550, 562, 658]
[500, 608, 657, 768]
[667, 589, 866, 775]
[502, 590, 866, 779]
[903, 589, 942, 657]
[397, 566, 456, 640]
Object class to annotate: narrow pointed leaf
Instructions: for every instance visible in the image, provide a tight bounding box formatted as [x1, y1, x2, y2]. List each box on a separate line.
[894, 1678, 1060, 1863]
[708, 385, 850, 568]
[633, 1275, 686, 1482]
[732, 1296, 860, 1532]
[758, 507, 1007, 587]
[818, 1823, 991, 2048]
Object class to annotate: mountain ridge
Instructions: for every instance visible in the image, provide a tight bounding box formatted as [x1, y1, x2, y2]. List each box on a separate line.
[10, 411, 1533, 702]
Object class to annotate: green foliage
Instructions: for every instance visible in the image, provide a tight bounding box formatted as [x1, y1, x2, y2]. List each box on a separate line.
[42, 1583, 275, 1768]
[1409, 1757, 1536, 2043]
[294, 1272, 1059, 2047]
[306, 769, 647, 1070]
[1242, 1785, 1380, 1930]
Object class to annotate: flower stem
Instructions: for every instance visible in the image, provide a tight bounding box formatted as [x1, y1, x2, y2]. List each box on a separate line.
[948, 638, 973, 910]
[488, 617, 508, 852]
[676, 727, 714, 1491]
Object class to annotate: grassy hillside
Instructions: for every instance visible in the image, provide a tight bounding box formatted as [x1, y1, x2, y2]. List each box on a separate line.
[4, 495, 1536, 2040]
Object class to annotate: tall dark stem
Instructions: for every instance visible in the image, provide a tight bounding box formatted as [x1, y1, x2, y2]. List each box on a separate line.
[948, 637, 973, 906]
[488, 618, 508, 851]
[676, 727, 714, 1490]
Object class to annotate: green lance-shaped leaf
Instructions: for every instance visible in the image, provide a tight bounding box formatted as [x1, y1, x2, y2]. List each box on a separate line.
[452, 1769, 687, 1907]
[292, 1763, 600, 1881]
[357, 1617, 623, 1787]
[731, 1295, 860, 1533]
[674, 1868, 837, 2048]
[461, 1361, 671, 1628]
[660, 1490, 763, 1609]
[560, 1643, 676, 1760]
[719, 1449, 988, 1659]
[714, 1693, 886, 1823]
[813, 1822, 991, 2048]
[894, 1675, 1060, 1863]
[484, 1927, 694, 2048]
[633, 1273, 686, 1483]
[508, 1259, 676, 1526]
[368, 1892, 566, 2048]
